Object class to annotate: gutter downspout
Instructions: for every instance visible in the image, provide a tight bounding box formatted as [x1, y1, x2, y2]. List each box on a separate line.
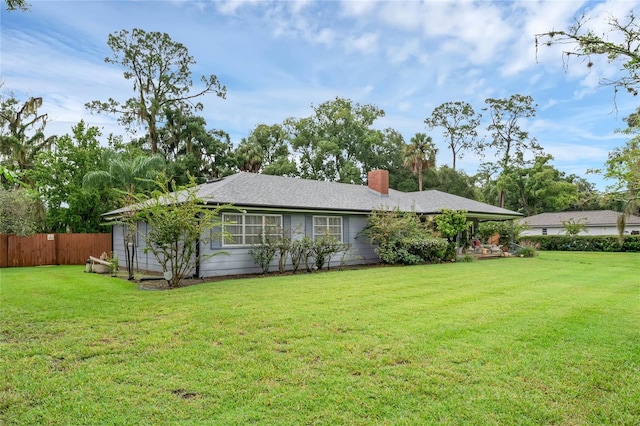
[195, 212, 202, 278]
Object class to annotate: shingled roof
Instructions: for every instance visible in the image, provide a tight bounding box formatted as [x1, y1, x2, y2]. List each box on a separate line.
[519, 210, 640, 227]
[106, 171, 521, 220]
[200, 172, 519, 219]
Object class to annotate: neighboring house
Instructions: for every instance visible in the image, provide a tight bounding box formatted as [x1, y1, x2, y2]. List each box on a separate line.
[519, 210, 640, 236]
[106, 170, 521, 278]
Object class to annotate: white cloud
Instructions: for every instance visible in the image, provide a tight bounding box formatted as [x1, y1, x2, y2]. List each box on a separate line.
[377, 1, 425, 31]
[397, 101, 412, 112]
[385, 38, 427, 65]
[215, 0, 261, 15]
[344, 32, 379, 54]
[541, 99, 558, 110]
[547, 143, 611, 163]
[289, 0, 312, 14]
[339, 0, 377, 17]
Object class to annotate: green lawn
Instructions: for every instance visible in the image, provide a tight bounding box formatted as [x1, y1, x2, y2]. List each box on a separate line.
[1, 252, 639, 425]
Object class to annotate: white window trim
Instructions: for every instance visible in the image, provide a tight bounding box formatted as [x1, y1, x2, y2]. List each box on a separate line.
[222, 213, 283, 247]
[312, 216, 343, 243]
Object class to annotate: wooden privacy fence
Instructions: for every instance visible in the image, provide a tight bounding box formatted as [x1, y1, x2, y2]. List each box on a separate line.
[0, 233, 112, 268]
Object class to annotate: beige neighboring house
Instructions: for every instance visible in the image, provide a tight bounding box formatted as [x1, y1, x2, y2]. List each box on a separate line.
[519, 210, 640, 236]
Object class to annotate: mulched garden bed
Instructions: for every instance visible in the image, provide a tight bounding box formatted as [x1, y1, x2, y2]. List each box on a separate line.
[118, 264, 390, 291]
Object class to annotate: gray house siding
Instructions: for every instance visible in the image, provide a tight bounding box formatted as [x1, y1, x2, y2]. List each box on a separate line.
[106, 171, 522, 279]
[112, 222, 194, 276]
[112, 222, 164, 273]
[196, 211, 378, 278]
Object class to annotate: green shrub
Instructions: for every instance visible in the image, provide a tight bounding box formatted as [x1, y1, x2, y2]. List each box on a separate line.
[520, 235, 640, 252]
[376, 242, 417, 265]
[459, 254, 475, 262]
[362, 208, 448, 265]
[275, 237, 290, 273]
[517, 246, 538, 257]
[313, 237, 350, 270]
[375, 237, 447, 265]
[405, 237, 449, 263]
[248, 242, 277, 274]
[290, 237, 313, 273]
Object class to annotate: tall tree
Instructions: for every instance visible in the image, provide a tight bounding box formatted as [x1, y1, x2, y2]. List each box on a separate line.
[234, 123, 297, 176]
[537, 11, 640, 213]
[425, 101, 481, 170]
[198, 129, 235, 179]
[0, 96, 55, 180]
[156, 108, 234, 183]
[483, 94, 542, 208]
[403, 133, 437, 191]
[0, 187, 41, 235]
[536, 12, 640, 98]
[370, 128, 405, 171]
[86, 28, 226, 154]
[247, 124, 290, 167]
[235, 137, 264, 173]
[424, 166, 480, 200]
[501, 155, 578, 215]
[27, 121, 116, 232]
[287, 97, 385, 183]
[601, 137, 640, 216]
[368, 128, 411, 190]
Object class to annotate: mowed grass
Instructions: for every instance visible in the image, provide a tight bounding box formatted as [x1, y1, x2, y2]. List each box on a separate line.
[1, 252, 639, 425]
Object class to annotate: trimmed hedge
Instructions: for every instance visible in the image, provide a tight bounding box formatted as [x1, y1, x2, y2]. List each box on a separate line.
[520, 235, 640, 252]
[376, 237, 449, 265]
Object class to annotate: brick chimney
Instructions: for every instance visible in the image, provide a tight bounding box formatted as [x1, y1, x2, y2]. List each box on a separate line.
[368, 169, 389, 195]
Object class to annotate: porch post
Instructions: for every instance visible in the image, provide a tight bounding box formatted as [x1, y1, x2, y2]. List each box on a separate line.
[509, 220, 515, 253]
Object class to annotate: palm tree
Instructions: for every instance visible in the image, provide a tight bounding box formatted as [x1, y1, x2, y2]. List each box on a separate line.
[403, 133, 437, 191]
[83, 151, 165, 202]
[235, 138, 264, 173]
[83, 151, 165, 279]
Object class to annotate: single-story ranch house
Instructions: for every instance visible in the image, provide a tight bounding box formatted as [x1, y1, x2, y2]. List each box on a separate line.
[106, 170, 521, 278]
[519, 210, 640, 236]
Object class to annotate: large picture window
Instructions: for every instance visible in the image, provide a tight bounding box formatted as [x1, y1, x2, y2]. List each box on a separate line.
[313, 216, 343, 242]
[223, 214, 282, 246]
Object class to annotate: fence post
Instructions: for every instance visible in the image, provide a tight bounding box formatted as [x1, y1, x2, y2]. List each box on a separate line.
[0, 234, 8, 268]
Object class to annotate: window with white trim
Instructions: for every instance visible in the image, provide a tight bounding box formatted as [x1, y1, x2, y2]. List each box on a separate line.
[542, 228, 547, 236]
[313, 216, 343, 242]
[223, 214, 282, 246]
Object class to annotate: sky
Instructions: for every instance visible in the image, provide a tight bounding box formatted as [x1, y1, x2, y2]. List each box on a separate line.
[2, 0, 640, 190]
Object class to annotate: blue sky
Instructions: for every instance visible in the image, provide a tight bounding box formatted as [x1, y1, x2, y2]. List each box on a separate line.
[2, 0, 640, 190]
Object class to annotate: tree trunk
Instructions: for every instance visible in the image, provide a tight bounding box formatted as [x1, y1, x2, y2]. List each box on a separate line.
[148, 120, 158, 154]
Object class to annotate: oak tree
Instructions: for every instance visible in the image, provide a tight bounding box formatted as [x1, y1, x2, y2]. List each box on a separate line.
[0, 96, 55, 180]
[287, 97, 385, 183]
[536, 12, 640, 98]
